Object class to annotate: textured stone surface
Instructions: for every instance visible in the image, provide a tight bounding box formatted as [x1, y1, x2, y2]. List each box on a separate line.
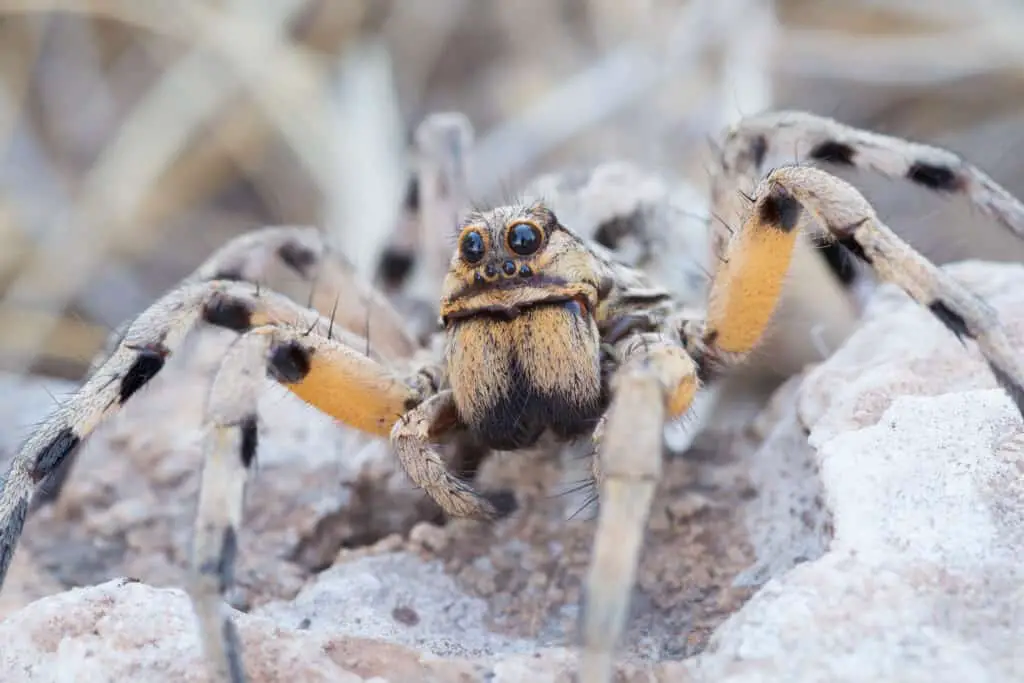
[0, 574, 697, 682]
[701, 261, 1024, 682]
[0, 578, 480, 683]
[1, 261, 1023, 682]
[693, 390, 1024, 683]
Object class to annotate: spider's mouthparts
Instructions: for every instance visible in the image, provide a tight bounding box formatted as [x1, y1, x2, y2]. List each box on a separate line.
[440, 274, 600, 326]
[442, 294, 589, 324]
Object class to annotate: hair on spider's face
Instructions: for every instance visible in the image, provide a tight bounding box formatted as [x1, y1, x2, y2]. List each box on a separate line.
[439, 203, 606, 318]
[439, 202, 608, 451]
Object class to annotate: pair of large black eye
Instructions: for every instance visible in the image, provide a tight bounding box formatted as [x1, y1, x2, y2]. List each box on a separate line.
[460, 230, 485, 264]
[507, 222, 542, 256]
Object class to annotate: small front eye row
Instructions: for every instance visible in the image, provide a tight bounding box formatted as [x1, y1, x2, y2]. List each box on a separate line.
[458, 221, 545, 265]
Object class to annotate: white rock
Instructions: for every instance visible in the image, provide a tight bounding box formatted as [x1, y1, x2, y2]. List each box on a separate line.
[692, 392, 1023, 683]
[254, 552, 536, 659]
[692, 261, 1024, 683]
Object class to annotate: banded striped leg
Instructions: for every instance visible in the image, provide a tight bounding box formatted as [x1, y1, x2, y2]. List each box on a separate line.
[716, 111, 1024, 245]
[185, 223, 450, 490]
[36, 225, 424, 510]
[377, 112, 475, 306]
[190, 325, 405, 683]
[0, 281, 280, 582]
[190, 330, 268, 683]
[0, 277, 504, 682]
[0, 279, 425, 588]
[191, 324, 507, 683]
[580, 334, 700, 683]
[708, 111, 1024, 371]
[186, 225, 419, 362]
[684, 164, 1024, 416]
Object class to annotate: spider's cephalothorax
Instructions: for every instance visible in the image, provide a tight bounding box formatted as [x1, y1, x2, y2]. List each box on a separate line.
[439, 203, 609, 450]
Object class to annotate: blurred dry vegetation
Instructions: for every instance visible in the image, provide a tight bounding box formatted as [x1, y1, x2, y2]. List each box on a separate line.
[1, 0, 1024, 380]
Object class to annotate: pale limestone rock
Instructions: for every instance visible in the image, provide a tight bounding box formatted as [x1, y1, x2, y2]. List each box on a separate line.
[691, 390, 1024, 683]
[0, 577, 680, 682]
[0, 578, 452, 682]
[253, 552, 535, 658]
[692, 261, 1024, 683]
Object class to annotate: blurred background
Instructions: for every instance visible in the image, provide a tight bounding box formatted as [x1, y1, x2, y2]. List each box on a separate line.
[2, 0, 1024, 380]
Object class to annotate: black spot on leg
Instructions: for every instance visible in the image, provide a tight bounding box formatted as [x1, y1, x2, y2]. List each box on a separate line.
[31, 456, 75, 509]
[198, 526, 238, 595]
[202, 294, 254, 332]
[0, 497, 29, 580]
[809, 140, 857, 166]
[907, 162, 962, 192]
[119, 349, 166, 403]
[749, 134, 768, 168]
[813, 237, 859, 286]
[928, 301, 972, 342]
[221, 615, 246, 683]
[268, 340, 312, 383]
[377, 248, 415, 287]
[239, 415, 258, 468]
[830, 234, 870, 264]
[216, 527, 238, 594]
[594, 210, 643, 251]
[30, 428, 81, 483]
[757, 186, 801, 232]
[277, 242, 318, 276]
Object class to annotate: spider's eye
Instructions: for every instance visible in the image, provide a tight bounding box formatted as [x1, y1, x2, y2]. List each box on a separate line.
[460, 230, 485, 264]
[507, 222, 542, 256]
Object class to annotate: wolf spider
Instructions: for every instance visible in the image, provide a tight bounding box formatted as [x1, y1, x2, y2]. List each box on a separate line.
[1, 111, 1023, 683]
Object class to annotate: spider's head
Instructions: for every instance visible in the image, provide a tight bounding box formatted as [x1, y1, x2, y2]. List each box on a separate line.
[438, 202, 609, 451]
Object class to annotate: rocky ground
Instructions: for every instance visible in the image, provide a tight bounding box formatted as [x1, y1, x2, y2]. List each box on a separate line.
[1, 261, 1022, 682]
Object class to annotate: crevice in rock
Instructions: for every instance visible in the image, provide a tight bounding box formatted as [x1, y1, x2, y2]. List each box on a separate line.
[37, 528, 131, 590]
[734, 384, 834, 589]
[290, 435, 500, 572]
[289, 476, 445, 573]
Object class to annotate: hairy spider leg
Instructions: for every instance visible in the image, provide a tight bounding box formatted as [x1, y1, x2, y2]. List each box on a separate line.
[579, 335, 700, 683]
[692, 165, 1024, 416]
[34, 225, 423, 510]
[0, 280, 430, 588]
[189, 323, 503, 683]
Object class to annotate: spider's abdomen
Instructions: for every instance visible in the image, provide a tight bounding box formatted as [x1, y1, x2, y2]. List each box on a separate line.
[446, 304, 604, 450]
